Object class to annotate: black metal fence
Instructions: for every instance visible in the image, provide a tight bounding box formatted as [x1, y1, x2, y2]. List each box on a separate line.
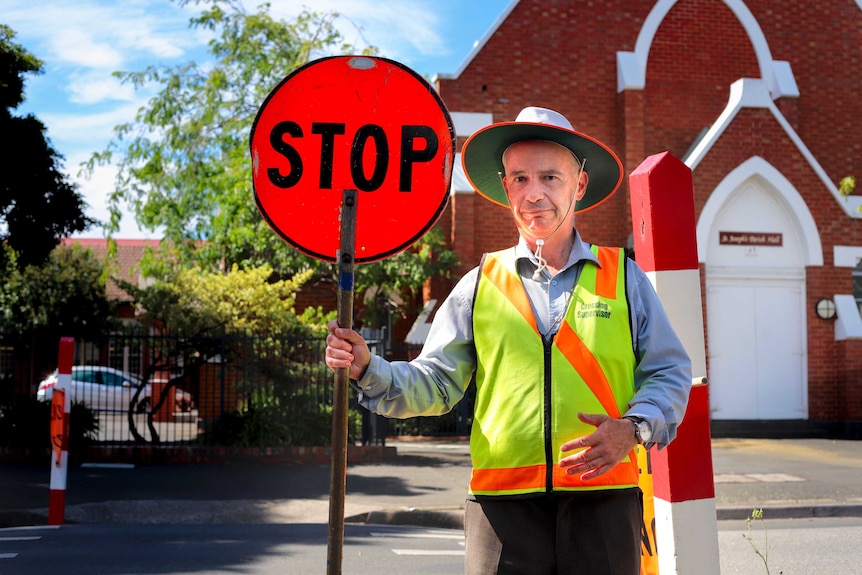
[1, 328, 471, 449]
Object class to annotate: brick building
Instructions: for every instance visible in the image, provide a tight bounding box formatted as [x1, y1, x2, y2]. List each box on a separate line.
[418, 0, 862, 434]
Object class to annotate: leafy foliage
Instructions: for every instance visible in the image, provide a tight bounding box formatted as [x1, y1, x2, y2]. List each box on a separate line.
[122, 263, 330, 338]
[85, 0, 457, 327]
[839, 175, 857, 197]
[0, 244, 116, 343]
[199, 384, 361, 447]
[0, 397, 99, 455]
[0, 25, 94, 271]
[112, 265, 337, 444]
[86, 1, 373, 270]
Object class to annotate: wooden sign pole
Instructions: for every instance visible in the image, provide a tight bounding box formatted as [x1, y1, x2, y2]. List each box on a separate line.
[327, 189, 357, 575]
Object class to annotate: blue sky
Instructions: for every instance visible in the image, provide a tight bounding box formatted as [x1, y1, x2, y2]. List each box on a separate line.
[3, 0, 513, 238]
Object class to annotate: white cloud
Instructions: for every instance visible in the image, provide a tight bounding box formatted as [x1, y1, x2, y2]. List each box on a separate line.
[66, 152, 157, 239]
[50, 28, 124, 68]
[40, 101, 146, 151]
[5, 0, 467, 241]
[67, 73, 137, 105]
[265, 0, 448, 72]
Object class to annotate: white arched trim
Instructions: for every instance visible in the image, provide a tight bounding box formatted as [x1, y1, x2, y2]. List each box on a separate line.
[696, 156, 824, 266]
[685, 78, 862, 218]
[617, 0, 798, 98]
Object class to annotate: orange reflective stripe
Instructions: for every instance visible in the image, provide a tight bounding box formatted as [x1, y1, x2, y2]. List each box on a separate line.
[552, 452, 639, 488]
[555, 321, 622, 418]
[471, 457, 639, 493]
[595, 246, 619, 299]
[482, 253, 539, 334]
[470, 464, 546, 493]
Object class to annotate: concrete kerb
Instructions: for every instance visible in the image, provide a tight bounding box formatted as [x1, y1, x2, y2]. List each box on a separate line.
[5, 503, 862, 531]
[717, 503, 862, 521]
[347, 503, 862, 530]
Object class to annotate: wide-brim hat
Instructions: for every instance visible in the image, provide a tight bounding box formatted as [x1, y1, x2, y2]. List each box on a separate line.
[461, 106, 624, 213]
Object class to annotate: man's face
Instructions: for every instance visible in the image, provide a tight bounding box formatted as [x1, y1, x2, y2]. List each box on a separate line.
[501, 140, 587, 240]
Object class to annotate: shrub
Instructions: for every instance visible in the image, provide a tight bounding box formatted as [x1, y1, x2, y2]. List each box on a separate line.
[0, 397, 99, 454]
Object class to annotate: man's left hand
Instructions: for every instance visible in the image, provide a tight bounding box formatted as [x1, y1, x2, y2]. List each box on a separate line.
[558, 412, 637, 480]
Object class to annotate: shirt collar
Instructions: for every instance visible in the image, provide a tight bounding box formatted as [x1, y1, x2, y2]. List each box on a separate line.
[514, 229, 599, 273]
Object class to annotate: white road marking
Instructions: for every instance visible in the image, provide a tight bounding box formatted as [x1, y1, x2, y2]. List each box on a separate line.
[368, 528, 466, 556]
[714, 473, 805, 484]
[0, 553, 19, 559]
[0, 536, 41, 542]
[0, 525, 60, 532]
[391, 549, 465, 556]
[370, 531, 463, 540]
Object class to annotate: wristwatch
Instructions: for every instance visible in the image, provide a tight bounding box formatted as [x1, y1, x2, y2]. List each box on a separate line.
[623, 416, 652, 445]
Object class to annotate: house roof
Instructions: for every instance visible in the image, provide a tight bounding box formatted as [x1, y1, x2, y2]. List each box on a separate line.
[60, 238, 160, 302]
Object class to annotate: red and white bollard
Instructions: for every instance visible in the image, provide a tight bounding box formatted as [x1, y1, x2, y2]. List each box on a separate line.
[48, 337, 74, 525]
[629, 152, 719, 575]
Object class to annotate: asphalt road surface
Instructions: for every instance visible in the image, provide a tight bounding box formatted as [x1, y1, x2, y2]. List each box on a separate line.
[3, 517, 862, 574]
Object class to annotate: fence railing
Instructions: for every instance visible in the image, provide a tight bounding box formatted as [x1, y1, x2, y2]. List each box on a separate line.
[2, 328, 471, 449]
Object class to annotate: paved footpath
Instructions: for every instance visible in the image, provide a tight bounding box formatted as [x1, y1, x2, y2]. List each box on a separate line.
[1, 438, 861, 528]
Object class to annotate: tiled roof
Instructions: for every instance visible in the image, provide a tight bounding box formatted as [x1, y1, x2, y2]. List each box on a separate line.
[60, 238, 161, 302]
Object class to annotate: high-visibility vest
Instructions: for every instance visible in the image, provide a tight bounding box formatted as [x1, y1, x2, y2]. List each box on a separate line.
[470, 245, 638, 496]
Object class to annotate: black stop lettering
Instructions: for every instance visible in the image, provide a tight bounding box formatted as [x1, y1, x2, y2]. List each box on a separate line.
[268, 121, 303, 188]
[351, 124, 389, 192]
[399, 125, 438, 192]
[312, 122, 346, 189]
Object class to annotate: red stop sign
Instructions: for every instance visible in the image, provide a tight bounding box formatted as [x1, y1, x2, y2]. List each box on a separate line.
[250, 56, 455, 263]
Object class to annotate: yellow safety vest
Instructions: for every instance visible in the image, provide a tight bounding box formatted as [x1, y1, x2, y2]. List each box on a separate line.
[470, 245, 638, 496]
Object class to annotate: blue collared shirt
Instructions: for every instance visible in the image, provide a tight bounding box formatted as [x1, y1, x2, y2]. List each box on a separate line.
[354, 230, 692, 448]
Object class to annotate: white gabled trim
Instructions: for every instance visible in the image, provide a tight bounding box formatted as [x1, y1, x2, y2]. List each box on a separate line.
[450, 152, 473, 194]
[448, 112, 494, 138]
[834, 246, 862, 268]
[617, 0, 798, 99]
[686, 78, 862, 219]
[835, 294, 862, 340]
[685, 78, 768, 169]
[433, 0, 521, 81]
[616, 0, 675, 91]
[405, 299, 438, 345]
[695, 155, 824, 265]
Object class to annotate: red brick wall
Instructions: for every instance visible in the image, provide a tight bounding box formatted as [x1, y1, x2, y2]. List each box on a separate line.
[644, 0, 760, 160]
[424, 0, 862, 423]
[753, 0, 862, 190]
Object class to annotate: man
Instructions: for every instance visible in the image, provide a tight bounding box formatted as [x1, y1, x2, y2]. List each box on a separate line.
[325, 106, 692, 575]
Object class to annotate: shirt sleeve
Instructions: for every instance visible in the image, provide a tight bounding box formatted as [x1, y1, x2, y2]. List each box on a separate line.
[352, 268, 479, 419]
[623, 259, 693, 449]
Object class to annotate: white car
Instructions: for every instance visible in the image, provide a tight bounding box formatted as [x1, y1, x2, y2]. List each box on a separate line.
[37, 366, 194, 413]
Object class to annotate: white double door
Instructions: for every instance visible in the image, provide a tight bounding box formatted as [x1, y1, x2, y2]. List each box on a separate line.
[706, 271, 807, 420]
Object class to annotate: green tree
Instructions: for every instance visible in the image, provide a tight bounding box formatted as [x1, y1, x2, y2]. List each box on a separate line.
[0, 244, 116, 389]
[87, 0, 371, 270]
[117, 264, 337, 445]
[0, 25, 94, 271]
[123, 263, 329, 338]
[0, 244, 115, 343]
[356, 227, 459, 328]
[86, 0, 457, 327]
[840, 175, 856, 198]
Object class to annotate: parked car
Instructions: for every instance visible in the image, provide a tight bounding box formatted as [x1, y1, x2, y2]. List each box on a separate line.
[37, 366, 194, 413]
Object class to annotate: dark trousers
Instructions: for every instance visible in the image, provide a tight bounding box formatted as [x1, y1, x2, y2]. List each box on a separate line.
[464, 488, 642, 575]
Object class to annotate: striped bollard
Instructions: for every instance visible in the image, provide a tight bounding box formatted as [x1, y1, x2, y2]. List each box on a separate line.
[48, 337, 75, 525]
[629, 151, 719, 575]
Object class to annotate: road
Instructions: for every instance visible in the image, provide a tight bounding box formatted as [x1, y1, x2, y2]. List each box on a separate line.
[3, 517, 861, 574]
[717, 516, 862, 574]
